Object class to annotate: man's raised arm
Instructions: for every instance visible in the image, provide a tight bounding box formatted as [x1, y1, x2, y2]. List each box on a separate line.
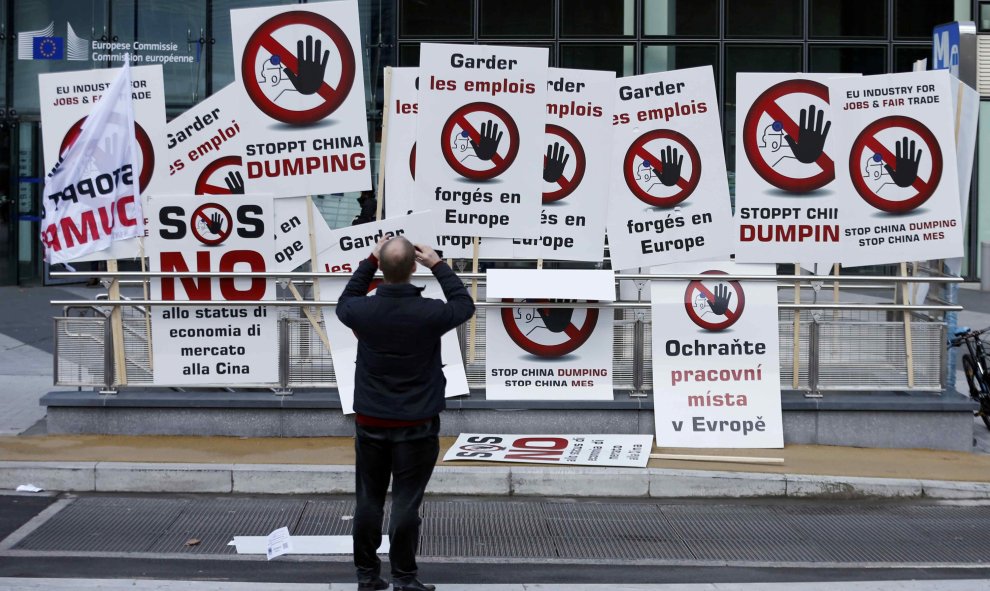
[415, 244, 475, 331]
[336, 237, 387, 327]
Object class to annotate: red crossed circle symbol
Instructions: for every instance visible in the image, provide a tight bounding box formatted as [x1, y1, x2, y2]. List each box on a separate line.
[441, 102, 520, 180]
[195, 156, 244, 195]
[849, 115, 942, 214]
[241, 10, 356, 125]
[542, 124, 586, 204]
[683, 271, 746, 332]
[60, 117, 155, 194]
[743, 79, 835, 193]
[623, 129, 701, 208]
[500, 298, 598, 357]
[191, 203, 233, 246]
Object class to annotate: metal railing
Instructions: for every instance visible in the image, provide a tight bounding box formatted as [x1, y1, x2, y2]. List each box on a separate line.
[50, 269, 961, 397]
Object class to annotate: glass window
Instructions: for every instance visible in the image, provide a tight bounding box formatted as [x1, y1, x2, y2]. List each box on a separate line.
[810, 0, 885, 38]
[399, 43, 420, 67]
[981, 2, 990, 32]
[399, 0, 473, 38]
[211, 0, 298, 92]
[894, 0, 953, 39]
[560, 0, 635, 37]
[893, 45, 932, 72]
[643, 0, 718, 37]
[726, 0, 802, 38]
[643, 44, 719, 81]
[559, 44, 634, 77]
[13, 0, 109, 113]
[724, 45, 803, 171]
[111, 0, 206, 109]
[809, 45, 886, 74]
[480, 0, 553, 38]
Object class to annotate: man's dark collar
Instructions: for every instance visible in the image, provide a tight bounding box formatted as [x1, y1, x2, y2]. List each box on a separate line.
[376, 281, 424, 297]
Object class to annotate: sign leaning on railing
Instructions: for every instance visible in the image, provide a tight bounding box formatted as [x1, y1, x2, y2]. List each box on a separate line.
[146, 194, 279, 385]
[650, 262, 783, 448]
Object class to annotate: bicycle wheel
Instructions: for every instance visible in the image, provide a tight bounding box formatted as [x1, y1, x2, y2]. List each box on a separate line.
[962, 355, 990, 430]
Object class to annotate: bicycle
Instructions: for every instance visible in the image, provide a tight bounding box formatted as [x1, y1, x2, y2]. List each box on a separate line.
[950, 326, 990, 430]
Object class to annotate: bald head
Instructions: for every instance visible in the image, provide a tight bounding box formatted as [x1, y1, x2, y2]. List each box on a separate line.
[380, 236, 416, 283]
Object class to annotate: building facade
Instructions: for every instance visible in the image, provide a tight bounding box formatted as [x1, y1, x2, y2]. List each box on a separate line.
[0, 0, 978, 285]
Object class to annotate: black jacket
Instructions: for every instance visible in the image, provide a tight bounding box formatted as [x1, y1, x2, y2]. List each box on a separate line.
[336, 257, 476, 420]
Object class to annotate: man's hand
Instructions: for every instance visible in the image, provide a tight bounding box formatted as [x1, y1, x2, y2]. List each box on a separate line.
[543, 142, 569, 183]
[284, 35, 329, 95]
[884, 136, 922, 188]
[206, 212, 224, 235]
[372, 236, 388, 260]
[224, 171, 244, 194]
[658, 146, 683, 187]
[414, 244, 441, 268]
[706, 283, 732, 315]
[784, 104, 830, 164]
[470, 120, 503, 161]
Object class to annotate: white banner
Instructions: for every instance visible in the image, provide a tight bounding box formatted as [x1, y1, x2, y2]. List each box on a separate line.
[412, 43, 548, 239]
[162, 84, 247, 196]
[146, 194, 278, 385]
[39, 64, 166, 263]
[315, 213, 469, 414]
[734, 73, 851, 263]
[443, 434, 652, 468]
[830, 70, 963, 266]
[231, 0, 371, 197]
[606, 66, 732, 271]
[650, 262, 783, 448]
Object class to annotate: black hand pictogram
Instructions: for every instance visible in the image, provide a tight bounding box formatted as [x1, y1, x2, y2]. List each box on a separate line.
[536, 300, 575, 333]
[471, 120, 503, 161]
[224, 171, 245, 194]
[784, 104, 831, 164]
[658, 146, 684, 187]
[206, 212, 224, 235]
[543, 142, 569, 183]
[883, 136, 922, 188]
[707, 284, 732, 316]
[284, 35, 329, 96]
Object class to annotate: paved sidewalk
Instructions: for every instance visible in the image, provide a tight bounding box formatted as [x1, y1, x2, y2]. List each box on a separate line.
[1, 582, 989, 590]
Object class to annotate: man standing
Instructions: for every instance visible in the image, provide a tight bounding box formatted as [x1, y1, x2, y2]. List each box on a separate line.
[336, 236, 475, 591]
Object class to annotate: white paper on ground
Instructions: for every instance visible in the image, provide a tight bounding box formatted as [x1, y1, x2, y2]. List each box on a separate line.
[266, 527, 292, 560]
[15, 484, 43, 493]
[231, 535, 389, 555]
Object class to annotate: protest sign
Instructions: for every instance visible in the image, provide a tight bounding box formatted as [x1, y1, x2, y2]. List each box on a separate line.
[315, 213, 469, 414]
[485, 269, 614, 401]
[412, 43, 548, 239]
[383, 67, 420, 219]
[146, 194, 278, 385]
[443, 434, 652, 468]
[650, 262, 783, 448]
[511, 68, 613, 262]
[606, 66, 732, 271]
[39, 64, 166, 262]
[829, 70, 963, 266]
[231, 0, 371, 197]
[734, 73, 851, 263]
[162, 84, 247, 196]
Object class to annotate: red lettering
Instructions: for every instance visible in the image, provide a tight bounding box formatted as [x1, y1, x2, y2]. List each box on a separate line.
[59, 210, 98, 248]
[116, 195, 137, 227]
[219, 250, 266, 300]
[159, 251, 212, 300]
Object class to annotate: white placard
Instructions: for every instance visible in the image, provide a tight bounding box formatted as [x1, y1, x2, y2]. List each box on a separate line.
[39, 64, 167, 262]
[485, 298, 613, 401]
[734, 73, 852, 263]
[315, 213, 469, 414]
[443, 434, 652, 467]
[829, 70, 963, 266]
[946, 77, 980, 277]
[383, 67, 420, 219]
[161, 84, 247, 196]
[606, 66, 732, 271]
[650, 262, 783, 448]
[231, 0, 371, 197]
[512, 68, 614, 262]
[146, 194, 278, 385]
[485, 269, 615, 301]
[412, 43, 548, 238]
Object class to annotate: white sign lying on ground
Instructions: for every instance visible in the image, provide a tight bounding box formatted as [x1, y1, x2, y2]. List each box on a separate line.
[443, 434, 653, 468]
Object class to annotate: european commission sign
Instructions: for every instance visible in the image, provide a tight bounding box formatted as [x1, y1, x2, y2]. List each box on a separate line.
[18, 21, 196, 64]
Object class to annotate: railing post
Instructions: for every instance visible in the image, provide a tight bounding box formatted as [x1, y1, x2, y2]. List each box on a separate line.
[806, 320, 822, 398]
[275, 317, 292, 396]
[99, 316, 117, 395]
[630, 318, 646, 398]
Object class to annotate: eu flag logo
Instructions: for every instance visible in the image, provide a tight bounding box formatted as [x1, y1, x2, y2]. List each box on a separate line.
[33, 36, 64, 60]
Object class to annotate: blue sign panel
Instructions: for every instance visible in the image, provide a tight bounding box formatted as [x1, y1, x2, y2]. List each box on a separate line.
[932, 22, 960, 76]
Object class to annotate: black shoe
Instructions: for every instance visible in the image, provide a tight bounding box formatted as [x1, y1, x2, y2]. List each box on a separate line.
[357, 577, 389, 591]
[393, 580, 435, 591]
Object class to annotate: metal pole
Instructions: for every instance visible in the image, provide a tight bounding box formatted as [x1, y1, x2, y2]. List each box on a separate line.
[630, 318, 645, 398]
[276, 317, 291, 396]
[807, 321, 821, 398]
[99, 316, 116, 395]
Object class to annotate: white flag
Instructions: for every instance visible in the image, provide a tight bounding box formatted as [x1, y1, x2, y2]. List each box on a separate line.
[40, 59, 144, 265]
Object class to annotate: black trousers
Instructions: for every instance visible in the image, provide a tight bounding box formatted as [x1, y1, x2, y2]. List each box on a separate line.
[353, 416, 439, 584]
